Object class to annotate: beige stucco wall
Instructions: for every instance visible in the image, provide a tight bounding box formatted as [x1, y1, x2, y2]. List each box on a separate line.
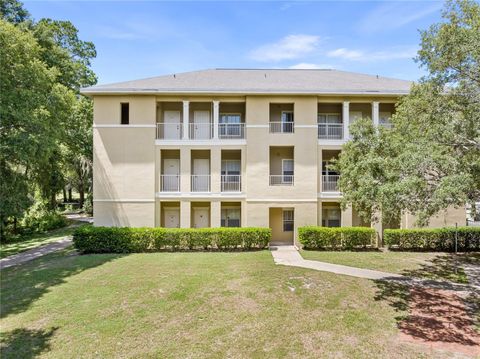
[401, 206, 466, 228]
[92, 92, 466, 239]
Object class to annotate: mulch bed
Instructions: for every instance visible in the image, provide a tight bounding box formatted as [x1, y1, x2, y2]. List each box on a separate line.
[398, 286, 480, 357]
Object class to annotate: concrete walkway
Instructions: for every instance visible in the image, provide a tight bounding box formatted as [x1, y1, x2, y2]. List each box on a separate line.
[0, 238, 73, 270]
[270, 245, 404, 280]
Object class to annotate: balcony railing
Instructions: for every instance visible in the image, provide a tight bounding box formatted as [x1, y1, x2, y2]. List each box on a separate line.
[189, 123, 213, 140]
[156, 123, 183, 140]
[269, 175, 294, 186]
[322, 175, 340, 192]
[318, 123, 343, 140]
[191, 175, 211, 192]
[269, 122, 294, 133]
[221, 175, 241, 192]
[219, 123, 245, 139]
[159, 175, 180, 192]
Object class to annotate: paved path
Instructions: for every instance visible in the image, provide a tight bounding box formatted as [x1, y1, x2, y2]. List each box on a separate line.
[0, 238, 73, 270]
[270, 246, 479, 294]
[270, 245, 403, 280]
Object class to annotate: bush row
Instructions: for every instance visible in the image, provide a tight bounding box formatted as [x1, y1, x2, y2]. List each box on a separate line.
[73, 226, 271, 253]
[298, 226, 376, 250]
[384, 227, 480, 251]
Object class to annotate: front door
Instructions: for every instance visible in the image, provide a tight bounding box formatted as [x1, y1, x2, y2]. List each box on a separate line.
[164, 111, 181, 139]
[193, 111, 210, 139]
[193, 208, 209, 228]
[163, 159, 180, 191]
[164, 208, 180, 228]
[193, 158, 210, 191]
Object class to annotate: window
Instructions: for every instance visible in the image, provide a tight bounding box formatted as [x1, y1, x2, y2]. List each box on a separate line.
[221, 160, 241, 176]
[281, 111, 294, 132]
[322, 208, 341, 227]
[219, 114, 241, 124]
[322, 160, 338, 176]
[221, 208, 241, 227]
[282, 159, 294, 183]
[121, 103, 129, 125]
[283, 209, 294, 232]
[318, 113, 341, 124]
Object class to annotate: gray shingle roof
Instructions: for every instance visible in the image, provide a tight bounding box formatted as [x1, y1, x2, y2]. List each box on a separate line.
[81, 68, 412, 95]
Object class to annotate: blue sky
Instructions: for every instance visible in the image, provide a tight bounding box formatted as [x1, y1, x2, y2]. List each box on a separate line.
[25, 1, 444, 85]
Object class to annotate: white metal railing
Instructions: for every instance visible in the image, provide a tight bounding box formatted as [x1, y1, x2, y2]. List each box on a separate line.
[218, 123, 245, 139]
[156, 123, 183, 140]
[269, 175, 294, 186]
[322, 175, 340, 192]
[191, 175, 211, 192]
[318, 123, 343, 139]
[221, 175, 241, 192]
[269, 122, 294, 133]
[379, 122, 393, 129]
[159, 175, 180, 192]
[189, 123, 213, 140]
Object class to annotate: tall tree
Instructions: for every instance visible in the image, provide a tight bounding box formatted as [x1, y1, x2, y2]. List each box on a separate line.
[335, 0, 480, 226]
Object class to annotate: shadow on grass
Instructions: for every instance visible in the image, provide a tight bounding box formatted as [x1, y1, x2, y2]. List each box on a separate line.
[0, 249, 124, 319]
[0, 327, 58, 359]
[374, 253, 480, 351]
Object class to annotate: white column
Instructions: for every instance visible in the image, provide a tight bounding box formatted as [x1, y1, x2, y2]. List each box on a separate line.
[372, 101, 379, 126]
[213, 100, 219, 140]
[342, 101, 350, 140]
[182, 100, 189, 139]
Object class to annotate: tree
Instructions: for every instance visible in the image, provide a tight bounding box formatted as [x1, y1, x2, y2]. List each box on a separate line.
[0, 0, 29, 24]
[335, 0, 480, 226]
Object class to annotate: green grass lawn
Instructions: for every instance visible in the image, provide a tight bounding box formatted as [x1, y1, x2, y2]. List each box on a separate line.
[300, 250, 477, 283]
[0, 226, 78, 259]
[0, 249, 447, 358]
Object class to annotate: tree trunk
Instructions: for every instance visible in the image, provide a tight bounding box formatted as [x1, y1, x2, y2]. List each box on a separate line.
[63, 188, 67, 203]
[68, 187, 73, 202]
[50, 192, 57, 210]
[79, 184, 85, 209]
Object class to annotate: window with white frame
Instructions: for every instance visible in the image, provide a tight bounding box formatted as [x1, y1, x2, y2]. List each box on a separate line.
[283, 209, 294, 232]
[282, 159, 294, 183]
[281, 111, 294, 123]
[379, 112, 392, 125]
[221, 207, 241, 227]
[219, 113, 241, 124]
[221, 160, 241, 176]
[318, 113, 342, 123]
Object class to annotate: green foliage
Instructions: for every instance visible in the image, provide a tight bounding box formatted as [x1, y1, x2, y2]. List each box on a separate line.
[0, 1, 96, 232]
[384, 227, 480, 252]
[20, 210, 68, 235]
[298, 226, 376, 250]
[72, 226, 272, 253]
[335, 0, 480, 226]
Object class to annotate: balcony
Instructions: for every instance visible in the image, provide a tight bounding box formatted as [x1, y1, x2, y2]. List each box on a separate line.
[269, 121, 294, 133]
[322, 175, 339, 192]
[318, 123, 343, 140]
[269, 175, 294, 186]
[159, 174, 180, 192]
[218, 123, 245, 139]
[189, 123, 213, 140]
[156, 123, 183, 140]
[221, 175, 241, 192]
[191, 175, 211, 192]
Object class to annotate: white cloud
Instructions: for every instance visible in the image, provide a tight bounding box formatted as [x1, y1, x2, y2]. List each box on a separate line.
[327, 46, 417, 62]
[249, 34, 320, 62]
[288, 63, 334, 69]
[359, 2, 442, 33]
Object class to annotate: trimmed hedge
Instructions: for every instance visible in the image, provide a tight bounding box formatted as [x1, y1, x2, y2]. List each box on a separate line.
[72, 226, 271, 253]
[384, 227, 480, 252]
[298, 226, 376, 250]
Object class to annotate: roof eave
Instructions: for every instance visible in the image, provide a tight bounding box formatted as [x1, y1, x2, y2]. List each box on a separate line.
[80, 88, 410, 96]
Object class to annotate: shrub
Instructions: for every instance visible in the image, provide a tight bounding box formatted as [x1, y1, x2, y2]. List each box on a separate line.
[20, 208, 68, 234]
[298, 226, 375, 250]
[73, 226, 271, 253]
[384, 227, 480, 252]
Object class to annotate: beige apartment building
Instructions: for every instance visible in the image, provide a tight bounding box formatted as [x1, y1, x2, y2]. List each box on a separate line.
[81, 69, 465, 246]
